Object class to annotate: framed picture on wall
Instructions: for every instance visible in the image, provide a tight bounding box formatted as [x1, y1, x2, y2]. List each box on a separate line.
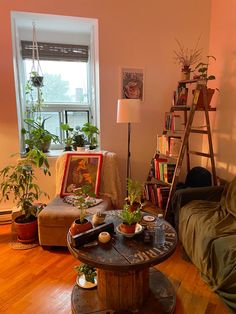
[60, 153, 103, 197]
[120, 67, 144, 101]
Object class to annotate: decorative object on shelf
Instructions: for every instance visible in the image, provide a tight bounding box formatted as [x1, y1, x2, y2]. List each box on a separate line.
[120, 67, 144, 101]
[173, 38, 202, 81]
[193, 55, 218, 108]
[92, 212, 106, 226]
[81, 122, 99, 150]
[75, 263, 97, 286]
[117, 99, 141, 180]
[0, 149, 50, 243]
[60, 153, 103, 197]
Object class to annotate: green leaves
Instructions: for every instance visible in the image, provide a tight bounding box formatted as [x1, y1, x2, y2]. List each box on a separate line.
[119, 205, 142, 225]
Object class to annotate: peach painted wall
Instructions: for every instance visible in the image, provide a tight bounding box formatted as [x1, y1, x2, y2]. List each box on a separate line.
[0, 0, 211, 209]
[204, 0, 236, 182]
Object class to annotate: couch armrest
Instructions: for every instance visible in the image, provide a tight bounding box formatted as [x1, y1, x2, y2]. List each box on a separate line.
[170, 185, 224, 230]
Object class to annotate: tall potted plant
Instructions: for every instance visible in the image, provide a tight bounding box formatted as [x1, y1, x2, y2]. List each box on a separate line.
[69, 184, 96, 236]
[0, 149, 50, 243]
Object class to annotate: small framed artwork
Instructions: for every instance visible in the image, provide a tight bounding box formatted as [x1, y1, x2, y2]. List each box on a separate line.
[60, 153, 103, 197]
[120, 67, 144, 101]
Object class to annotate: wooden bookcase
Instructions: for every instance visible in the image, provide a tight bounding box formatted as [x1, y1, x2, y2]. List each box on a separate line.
[144, 79, 217, 218]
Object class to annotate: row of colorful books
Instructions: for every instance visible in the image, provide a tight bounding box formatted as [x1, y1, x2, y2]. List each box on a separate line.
[144, 182, 170, 209]
[152, 157, 176, 183]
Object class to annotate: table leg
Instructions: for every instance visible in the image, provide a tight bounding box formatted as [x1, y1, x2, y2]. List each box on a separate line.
[97, 267, 149, 311]
[71, 268, 176, 314]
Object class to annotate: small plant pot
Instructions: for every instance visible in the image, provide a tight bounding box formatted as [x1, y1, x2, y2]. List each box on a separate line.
[192, 88, 215, 109]
[119, 222, 136, 234]
[64, 145, 73, 151]
[70, 218, 93, 236]
[31, 75, 44, 87]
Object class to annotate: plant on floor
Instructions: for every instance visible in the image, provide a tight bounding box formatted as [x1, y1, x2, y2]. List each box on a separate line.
[74, 263, 97, 283]
[0, 148, 50, 242]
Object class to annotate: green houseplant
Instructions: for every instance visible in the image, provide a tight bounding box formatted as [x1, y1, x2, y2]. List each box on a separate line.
[69, 184, 96, 236]
[193, 55, 218, 108]
[22, 117, 60, 153]
[72, 126, 86, 151]
[125, 178, 143, 211]
[74, 263, 97, 284]
[119, 204, 142, 234]
[0, 148, 50, 242]
[81, 122, 99, 150]
[60, 123, 74, 151]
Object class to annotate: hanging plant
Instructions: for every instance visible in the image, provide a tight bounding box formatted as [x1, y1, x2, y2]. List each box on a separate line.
[30, 23, 44, 88]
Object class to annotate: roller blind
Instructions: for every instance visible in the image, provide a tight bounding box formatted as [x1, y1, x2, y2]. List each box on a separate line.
[21, 41, 89, 62]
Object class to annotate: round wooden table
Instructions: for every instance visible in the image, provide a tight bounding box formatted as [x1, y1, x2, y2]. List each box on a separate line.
[67, 210, 178, 314]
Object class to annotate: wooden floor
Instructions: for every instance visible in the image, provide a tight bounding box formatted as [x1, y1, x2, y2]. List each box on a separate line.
[0, 223, 230, 314]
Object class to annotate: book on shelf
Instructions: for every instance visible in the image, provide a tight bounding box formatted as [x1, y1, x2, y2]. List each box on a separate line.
[164, 112, 184, 131]
[175, 85, 188, 106]
[169, 136, 182, 157]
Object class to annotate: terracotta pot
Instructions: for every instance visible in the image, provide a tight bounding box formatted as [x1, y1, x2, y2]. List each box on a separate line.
[14, 215, 38, 243]
[119, 223, 136, 234]
[70, 218, 93, 236]
[192, 88, 215, 109]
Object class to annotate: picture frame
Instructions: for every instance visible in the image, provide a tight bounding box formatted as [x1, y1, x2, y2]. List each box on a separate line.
[60, 153, 103, 197]
[120, 67, 144, 101]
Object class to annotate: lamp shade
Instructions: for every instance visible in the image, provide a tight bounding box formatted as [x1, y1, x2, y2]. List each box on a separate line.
[117, 99, 141, 123]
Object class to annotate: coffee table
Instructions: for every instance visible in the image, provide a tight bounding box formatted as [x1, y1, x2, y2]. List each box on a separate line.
[67, 210, 177, 314]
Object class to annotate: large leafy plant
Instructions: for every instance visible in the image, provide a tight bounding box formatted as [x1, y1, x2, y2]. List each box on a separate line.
[0, 149, 50, 220]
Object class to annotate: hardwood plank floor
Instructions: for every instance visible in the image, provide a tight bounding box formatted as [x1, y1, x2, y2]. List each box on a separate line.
[0, 223, 230, 314]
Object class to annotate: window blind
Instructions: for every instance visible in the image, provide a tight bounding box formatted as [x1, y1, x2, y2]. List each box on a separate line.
[21, 41, 89, 62]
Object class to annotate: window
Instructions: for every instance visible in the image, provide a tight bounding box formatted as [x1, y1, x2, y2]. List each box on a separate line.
[11, 12, 99, 152]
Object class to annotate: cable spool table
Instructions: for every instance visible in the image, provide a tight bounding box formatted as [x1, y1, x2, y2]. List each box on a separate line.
[67, 210, 178, 314]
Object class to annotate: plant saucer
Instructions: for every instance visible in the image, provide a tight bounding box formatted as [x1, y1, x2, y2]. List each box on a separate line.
[116, 223, 143, 238]
[76, 274, 97, 289]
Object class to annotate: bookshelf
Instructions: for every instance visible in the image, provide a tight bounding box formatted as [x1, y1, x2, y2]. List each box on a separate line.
[144, 79, 217, 218]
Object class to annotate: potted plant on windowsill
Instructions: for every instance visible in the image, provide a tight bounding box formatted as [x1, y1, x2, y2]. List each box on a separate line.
[60, 123, 74, 151]
[69, 185, 96, 236]
[81, 122, 99, 150]
[72, 127, 86, 151]
[22, 117, 60, 153]
[0, 148, 50, 243]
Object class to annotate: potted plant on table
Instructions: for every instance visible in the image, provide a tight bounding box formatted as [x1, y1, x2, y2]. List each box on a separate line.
[125, 178, 143, 212]
[118, 204, 142, 234]
[0, 148, 50, 243]
[69, 184, 96, 236]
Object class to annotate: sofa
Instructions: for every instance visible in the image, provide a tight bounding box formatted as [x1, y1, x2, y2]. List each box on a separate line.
[171, 178, 236, 313]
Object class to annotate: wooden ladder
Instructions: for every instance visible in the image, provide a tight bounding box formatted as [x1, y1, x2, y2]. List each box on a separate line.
[164, 82, 217, 219]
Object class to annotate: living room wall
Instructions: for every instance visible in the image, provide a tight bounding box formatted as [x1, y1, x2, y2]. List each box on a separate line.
[203, 0, 236, 182]
[0, 0, 211, 210]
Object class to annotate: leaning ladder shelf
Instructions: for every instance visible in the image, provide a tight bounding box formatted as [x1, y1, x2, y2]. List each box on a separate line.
[158, 79, 217, 219]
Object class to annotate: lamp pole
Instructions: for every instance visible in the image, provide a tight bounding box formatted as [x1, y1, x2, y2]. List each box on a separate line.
[127, 122, 131, 179]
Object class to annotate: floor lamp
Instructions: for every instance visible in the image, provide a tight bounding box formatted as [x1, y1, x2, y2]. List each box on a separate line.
[117, 99, 141, 180]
